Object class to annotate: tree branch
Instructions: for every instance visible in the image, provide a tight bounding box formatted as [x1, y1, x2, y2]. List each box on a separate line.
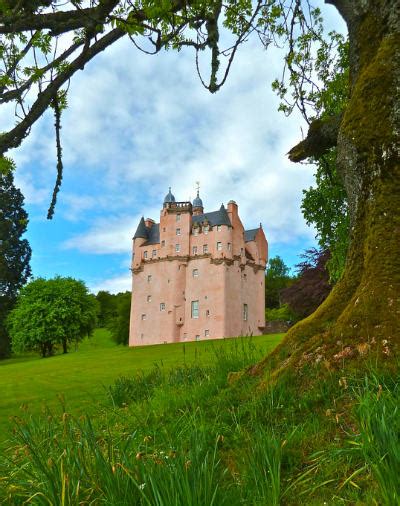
[288, 113, 342, 162]
[0, 28, 125, 155]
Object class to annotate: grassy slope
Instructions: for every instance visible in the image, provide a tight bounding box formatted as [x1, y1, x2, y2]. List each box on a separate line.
[0, 329, 283, 442]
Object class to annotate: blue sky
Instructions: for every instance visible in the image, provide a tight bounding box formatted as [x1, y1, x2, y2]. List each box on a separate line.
[4, 3, 346, 293]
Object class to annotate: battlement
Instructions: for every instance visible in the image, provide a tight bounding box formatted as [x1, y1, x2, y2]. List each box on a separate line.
[163, 201, 192, 212]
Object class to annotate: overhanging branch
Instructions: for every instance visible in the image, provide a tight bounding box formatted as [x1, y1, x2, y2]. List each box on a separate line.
[288, 113, 342, 162]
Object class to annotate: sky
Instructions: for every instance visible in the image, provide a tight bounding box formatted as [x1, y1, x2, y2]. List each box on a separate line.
[5, 3, 346, 294]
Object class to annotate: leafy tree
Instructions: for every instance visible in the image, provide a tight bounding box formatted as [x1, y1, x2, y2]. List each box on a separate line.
[0, 165, 31, 357]
[281, 249, 331, 320]
[265, 256, 292, 309]
[299, 38, 350, 283]
[1, 1, 399, 363]
[96, 290, 118, 327]
[107, 292, 131, 345]
[7, 277, 98, 357]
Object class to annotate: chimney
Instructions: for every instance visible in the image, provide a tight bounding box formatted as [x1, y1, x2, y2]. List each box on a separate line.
[227, 200, 238, 220]
[145, 218, 155, 228]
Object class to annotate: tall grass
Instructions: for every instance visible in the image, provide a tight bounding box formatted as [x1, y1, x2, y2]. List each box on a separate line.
[0, 338, 398, 505]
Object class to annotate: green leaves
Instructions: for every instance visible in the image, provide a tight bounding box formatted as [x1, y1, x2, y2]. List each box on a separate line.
[7, 277, 98, 357]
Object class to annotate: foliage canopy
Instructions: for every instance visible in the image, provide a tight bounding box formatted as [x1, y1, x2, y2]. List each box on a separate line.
[8, 276, 98, 357]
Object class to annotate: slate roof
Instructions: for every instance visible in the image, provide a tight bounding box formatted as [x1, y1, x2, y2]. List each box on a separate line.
[192, 204, 232, 227]
[144, 224, 160, 245]
[133, 217, 148, 239]
[244, 228, 258, 243]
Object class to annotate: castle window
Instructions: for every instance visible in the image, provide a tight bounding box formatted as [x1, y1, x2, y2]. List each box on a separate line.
[194, 228, 199, 236]
[144, 251, 148, 259]
[193, 268, 199, 278]
[217, 225, 222, 232]
[147, 295, 152, 302]
[161, 240, 165, 247]
[147, 275, 152, 282]
[241, 248, 244, 256]
[160, 302, 165, 311]
[191, 300, 199, 319]
[203, 244, 208, 254]
[205, 329, 210, 337]
[141, 314, 146, 320]
[192, 246, 198, 255]
[243, 304, 248, 321]
[176, 214, 181, 222]
[206, 309, 210, 317]
[195, 335, 200, 341]
[217, 242, 222, 251]
[152, 249, 157, 257]
[175, 244, 180, 253]
[203, 226, 209, 234]
[163, 227, 166, 232]
[227, 242, 231, 251]
[176, 228, 181, 236]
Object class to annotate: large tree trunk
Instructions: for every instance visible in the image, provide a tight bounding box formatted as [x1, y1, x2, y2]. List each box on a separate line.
[262, 0, 400, 373]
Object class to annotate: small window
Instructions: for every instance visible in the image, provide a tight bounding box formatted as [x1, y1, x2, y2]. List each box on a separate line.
[227, 242, 231, 251]
[192, 246, 198, 255]
[203, 244, 208, 254]
[217, 242, 222, 251]
[160, 302, 165, 311]
[152, 249, 157, 257]
[217, 225, 222, 232]
[191, 300, 199, 319]
[147, 275, 152, 282]
[194, 228, 199, 236]
[206, 309, 210, 318]
[195, 335, 200, 341]
[147, 295, 151, 302]
[143, 251, 148, 259]
[176, 214, 181, 222]
[204, 329, 209, 337]
[161, 240, 165, 247]
[141, 314, 146, 321]
[193, 268, 199, 278]
[243, 304, 248, 321]
[203, 226, 209, 234]
[162, 227, 166, 232]
[176, 228, 181, 236]
[175, 244, 180, 253]
[241, 248, 244, 256]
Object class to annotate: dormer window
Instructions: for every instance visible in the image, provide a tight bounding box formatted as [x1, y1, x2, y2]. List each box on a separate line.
[203, 226, 209, 234]
[194, 228, 199, 236]
[217, 225, 222, 232]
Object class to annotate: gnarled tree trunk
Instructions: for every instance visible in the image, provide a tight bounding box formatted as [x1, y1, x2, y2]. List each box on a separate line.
[265, 0, 400, 372]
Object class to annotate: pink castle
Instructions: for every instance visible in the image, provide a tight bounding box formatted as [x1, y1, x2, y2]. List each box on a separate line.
[129, 188, 268, 346]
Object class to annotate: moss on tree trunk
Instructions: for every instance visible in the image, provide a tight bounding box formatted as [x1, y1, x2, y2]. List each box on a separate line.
[256, 4, 400, 377]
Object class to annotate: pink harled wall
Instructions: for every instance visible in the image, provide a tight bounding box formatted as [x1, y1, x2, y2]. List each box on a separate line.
[129, 199, 268, 346]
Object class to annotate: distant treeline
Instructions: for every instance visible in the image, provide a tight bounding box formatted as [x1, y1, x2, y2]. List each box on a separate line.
[95, 291, 131, 345]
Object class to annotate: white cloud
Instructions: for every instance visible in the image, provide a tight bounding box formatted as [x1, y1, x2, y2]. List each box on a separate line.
[9, 3, 345, 281]
[89, 273, 132, 294]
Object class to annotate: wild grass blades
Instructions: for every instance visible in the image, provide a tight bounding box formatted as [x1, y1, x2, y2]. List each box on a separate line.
[354, 374, 400, 505]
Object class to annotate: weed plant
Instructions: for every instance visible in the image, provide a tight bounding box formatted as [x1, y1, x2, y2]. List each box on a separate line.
[0, 337, 398, 505]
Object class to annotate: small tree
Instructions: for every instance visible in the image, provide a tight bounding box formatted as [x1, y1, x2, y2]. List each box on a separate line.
[96, 290, 118, 327]
[7, 277, 98, 357]
[281, 249, 331, 320]
[107, 292, 131, 346]
[0, 167, 31, 358]
[265, 256, 292, 309]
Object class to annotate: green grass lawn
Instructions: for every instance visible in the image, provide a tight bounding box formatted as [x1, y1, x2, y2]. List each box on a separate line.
[0, 329, 283, 443]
